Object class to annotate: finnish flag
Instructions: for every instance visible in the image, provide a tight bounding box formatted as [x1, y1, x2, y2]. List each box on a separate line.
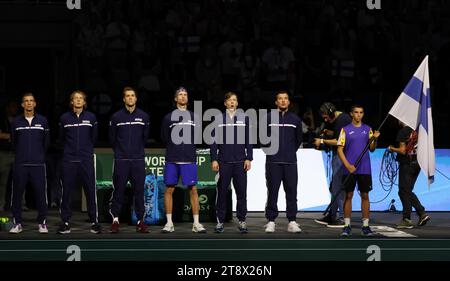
[389, 56, 435, 184]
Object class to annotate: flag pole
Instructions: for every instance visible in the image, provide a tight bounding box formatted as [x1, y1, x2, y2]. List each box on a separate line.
[322, 114, 390, 217]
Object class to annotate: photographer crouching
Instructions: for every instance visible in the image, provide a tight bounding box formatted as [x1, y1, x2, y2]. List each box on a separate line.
[313, 103, 352, 227]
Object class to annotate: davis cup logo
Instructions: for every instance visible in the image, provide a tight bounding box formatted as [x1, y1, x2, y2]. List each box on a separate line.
[199, 194, 208, 204]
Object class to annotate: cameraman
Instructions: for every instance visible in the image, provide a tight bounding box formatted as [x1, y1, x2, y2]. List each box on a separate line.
[313, 102, 351, 227]
[301, 107, 324, 148]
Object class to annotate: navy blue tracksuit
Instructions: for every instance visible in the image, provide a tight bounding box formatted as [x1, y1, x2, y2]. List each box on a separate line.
[210, 112, 253, 223]
[161, 109, 199, 163]
[264, 111, 302, 222]
[59, 110, 98, 223]
[109, 108, 149, 221]
[11, 114, 50, 224]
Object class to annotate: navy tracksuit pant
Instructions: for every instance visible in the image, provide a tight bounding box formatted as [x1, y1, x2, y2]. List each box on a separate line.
[109, 159, 145, 221]
[12, 164, 47, 224]
[265, 162, 298, 222]
[216, 162, 247, 223]
[60, 159, 98, 223]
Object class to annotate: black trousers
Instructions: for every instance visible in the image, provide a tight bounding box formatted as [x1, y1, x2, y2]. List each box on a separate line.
[265, 162, 298, 222]
[216, 162, 247, 223]
[398, 161, 425, 219]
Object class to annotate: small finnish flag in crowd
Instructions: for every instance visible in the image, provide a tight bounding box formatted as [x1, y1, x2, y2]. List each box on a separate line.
[389, 56, 435, 184]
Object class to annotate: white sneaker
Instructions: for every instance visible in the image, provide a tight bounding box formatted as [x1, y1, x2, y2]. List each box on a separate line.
[287, 221, 302, 233]
[192, 223, 207, 233]
[38, 224, 48, 234]
[264, 221, 275, 233]
[9, 224, 23, 234]
[161, 223, 174, 233]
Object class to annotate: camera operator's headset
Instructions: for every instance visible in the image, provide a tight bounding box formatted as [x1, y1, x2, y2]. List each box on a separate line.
[320, 102, 336, 119]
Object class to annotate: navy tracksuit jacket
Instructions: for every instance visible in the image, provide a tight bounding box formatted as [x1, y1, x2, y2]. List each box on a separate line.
[109, 108, 149, 221]
[59, 110, 98, 224]
[210, 112, 253, 223]
[11, 114, 50, 224]
[264, 111, 302, 222]
[161, 109, 199, 163]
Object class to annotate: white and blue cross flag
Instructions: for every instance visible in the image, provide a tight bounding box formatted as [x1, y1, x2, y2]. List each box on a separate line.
[388, 55, 435, 184]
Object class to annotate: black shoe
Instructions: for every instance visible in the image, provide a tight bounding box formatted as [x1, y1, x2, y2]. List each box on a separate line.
[238, 221, 248, 234]
[396, 218, 414, 229]
[214, 223, 224, 233]
[418, 214, 430, 226]
[57, 222, 71, 234]
[90, 223, 102, 234]
[327, 218, 345, 228]
[314, 215, 333, 225]
[361, 226, 374, 237]
[340, 225, 352, 237]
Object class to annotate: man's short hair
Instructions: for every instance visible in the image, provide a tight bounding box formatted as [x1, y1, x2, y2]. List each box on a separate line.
[174, 86, 188, 97]
[70, 90, 87, 108]
[275, 91, 290, 99]
[123, 86, 137, 97]
[224, 91, 237, 101]
[22, 92, 35, 102]
[350, 104, 364, 112]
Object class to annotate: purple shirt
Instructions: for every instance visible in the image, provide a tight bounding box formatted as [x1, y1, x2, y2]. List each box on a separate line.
[337, 123, 373, 175]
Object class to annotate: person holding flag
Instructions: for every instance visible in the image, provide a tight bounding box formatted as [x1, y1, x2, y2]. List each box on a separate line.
[388, 122, 430, 229]
[388, 56, 435, 184]
[387, 55, 434, 228]
[337, 105, 380, 237]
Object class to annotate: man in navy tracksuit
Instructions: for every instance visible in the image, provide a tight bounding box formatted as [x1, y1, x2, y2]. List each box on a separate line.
[109, 87, 150, 233]
[160, 87, 206, 233]
[263, 91, 302, 233]
[57, 91, 101, 234]
[9, 93, 50, 234]
[210, 92, 252, 233]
